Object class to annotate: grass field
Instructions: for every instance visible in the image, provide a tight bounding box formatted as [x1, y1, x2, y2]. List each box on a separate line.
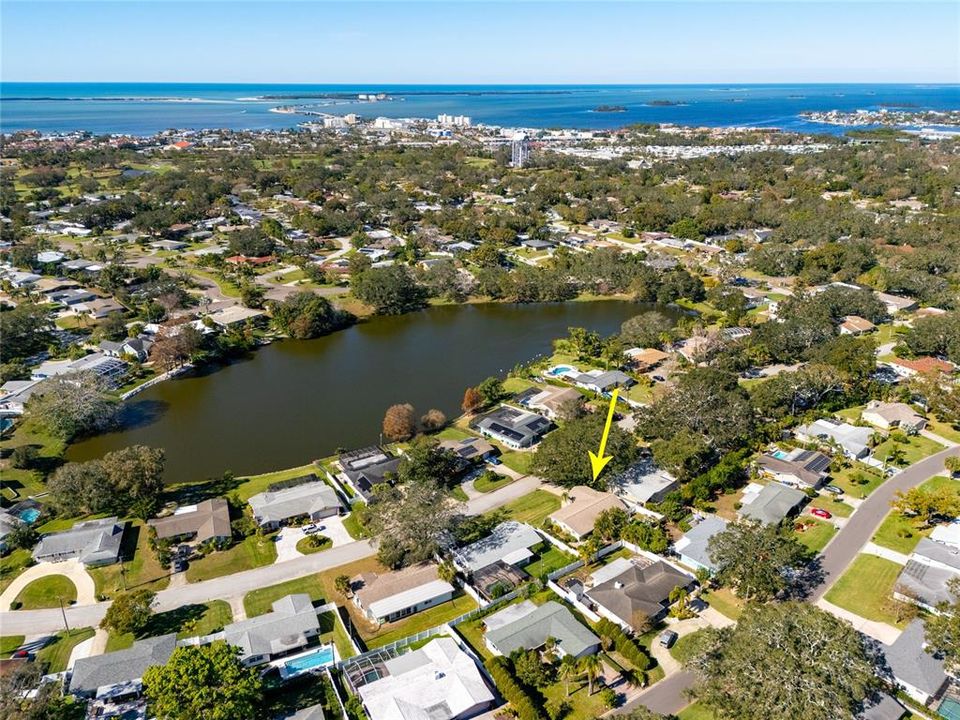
[701, 588, 745, 620]
[364, 593, 477, 649]
[296, 535, 332, 554]
[926, 416, 960, 444]
[872, 476, 960, 554]
[873, 434, 945, 467]
[831, 462, 885, 498]
[670, 629, 709, 664]
[678, 702, 716, 720]
[0, 635, 24, 658]
[342, 503, 369, 539]
[89, 521, 171, 598]
[499, 451, 535, 475]
[0, 420, 66, 500]
[473, 472, 515, 493]
[824, 554, 906, 627]
[0, 549, 33, 594]
[794, 519, 837, 553]
[244, 575, 327, 617]
[185, 533, 278, 583]
[36, 628, 95, 673]
[808, 495, 854, 518]
[492, 490, 561, 526]
[525, 545, 576, 579]
[106, 600, 233, 652]
[13, 575, 77, 610]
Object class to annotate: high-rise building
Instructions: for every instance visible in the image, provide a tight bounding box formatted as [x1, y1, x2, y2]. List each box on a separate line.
[511, 134, 530, 168]
[437, 114, 472, 127]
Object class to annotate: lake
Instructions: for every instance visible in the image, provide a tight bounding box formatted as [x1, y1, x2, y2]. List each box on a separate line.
[66, 301, 678, 483]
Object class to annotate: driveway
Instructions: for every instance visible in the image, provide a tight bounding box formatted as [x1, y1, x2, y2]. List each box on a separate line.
[273, 517, 353, 562]
[0, 560, 97, 610]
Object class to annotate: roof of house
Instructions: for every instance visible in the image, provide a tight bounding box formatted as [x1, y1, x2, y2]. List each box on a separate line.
[148, 498, 232, 542]
[549, 486, 627, 537]
[526, 386, 583, 415]
[340, 451, 401, 496]
[585, 559, 694, 626]
[358, 637, 493, 720]
[572, 369, 633, 391]
[454, 521, 542, 573]
[862, 401, 926, 428]
[840, 315, 876, 333]
[889, 356, 956, 375]
[673, 515, 729, 571]
[223, 594, 320, 662]
[208, 306, 266, 326]
[610, 458, 678, 504]
[485, 601, 599, 657]
[625, 348, 670, 367]
[756, 448, 831, 487]
[33, 517, 124, 564]
[795, 418, 872, 457]
[353, 564, 454, 620]
[739, 483, 807, 525]
[69, 634, 176, 695]
[248, 482, 341, 524]
[895, 538, 960, 607]
[881, 620, 948, 698]
[857, 693, 906, 720]
[472, 406, 552, 446]
[280, 704, 326, 720]
[438, 436, 496, 462]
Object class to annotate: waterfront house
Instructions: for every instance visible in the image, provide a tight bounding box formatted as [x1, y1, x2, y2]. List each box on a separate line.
[452, 520, 543, 575]
[738, 483, 807, 525]
[583, 556, 696, 629]
[248, 480, 343, 529]
[356, 637, 494, 720]
[795, 418, 872, 459]
[207, 306, 266, 328]
[148, 498, 232, 546]
[610, 457, 680, 506]
[351, 563, 455, 624]
[861, 401, 927, 433]
[222, 594, 321, 666]
[571, 369, 634, 394]
[879, 620, 949, 705]
[338, 446, 402, 500]
[438, 437, 497, 467]
[484, 600, 600, 659]
[33, 517, 124, 566]
[756, 448, 832, 489]
[674, 515, 728, 573]
[522, 385, 583, 420]
[33, 353, 128, 386]
[471, 406, 552, 449]
[69, 634, 176, 699]
[549, 486, 628, 540]
[624, 347, 670, 372]
[99, 337, 153, 362]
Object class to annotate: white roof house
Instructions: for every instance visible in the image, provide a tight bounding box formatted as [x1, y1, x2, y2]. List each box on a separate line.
[452, 521, 542, 574]
[357, 638, 494, 720]
[611, 458, 679, 506]
[248, 481, 342, 528]
[352, 564, 455, 624]
[795, 418, 872, 459]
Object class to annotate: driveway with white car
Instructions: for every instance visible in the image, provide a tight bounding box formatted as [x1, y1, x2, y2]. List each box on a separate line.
[273, 515, 353, 562]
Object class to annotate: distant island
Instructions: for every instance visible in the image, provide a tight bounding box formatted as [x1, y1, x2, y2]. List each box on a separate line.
[593, 104, 626, 113]
[647, 100, 682, 107]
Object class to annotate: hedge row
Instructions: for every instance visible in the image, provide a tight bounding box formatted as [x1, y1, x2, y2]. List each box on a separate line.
[595, 617, 651, 671]
[485, 656, 546, 720]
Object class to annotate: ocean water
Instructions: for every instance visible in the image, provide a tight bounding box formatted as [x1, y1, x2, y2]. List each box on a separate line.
[1, 83, 957, 135]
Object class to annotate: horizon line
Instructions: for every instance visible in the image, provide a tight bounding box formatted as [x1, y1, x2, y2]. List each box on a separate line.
[3, 80, 959, 86]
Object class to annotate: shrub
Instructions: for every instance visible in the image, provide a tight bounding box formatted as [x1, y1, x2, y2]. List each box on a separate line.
[595, 618, 651, 671]
[599, 686, 618, 708]
[10, 445, 39, 469]
[484, 657, 546, 720]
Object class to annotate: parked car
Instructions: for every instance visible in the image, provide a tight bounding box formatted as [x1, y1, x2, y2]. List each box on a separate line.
[173, 559, 188, 573]
[658, 630, 678, 648]
[810, 508, 832, 519]
[652, 375, 666, 382]
[303, 524, 322, 535]
[822, 485, 844, 495]
[486, 457, 502, 466]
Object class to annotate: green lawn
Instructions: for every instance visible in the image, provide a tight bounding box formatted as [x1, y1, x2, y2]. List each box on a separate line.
[244, 575, 326, 617]
[499, 451, 535, 475]
[88, 521, 171, 598]
[678, 702, 717, 720]
[541, 676, 609, 719]
[670, 629, 710, 665]
[0, 420, 66, 501]
[473, 472, 515, 493]
[0, 635, 24, 658]
[35, 628, 95, 673]
[450, 485, 469, 502]
[926, 415, 960, 444]
[701, 588, 745, 620]
[0, 549, 33, 594]
[318, 610, 356, 660]
[809, 495, 853, 518]
[343, 504, 369, 540]
[12, 575, 77, 610]
[525, 545, 576, 579]
[296, 535, 332, 554]
[872, 476, 960, 554]
[831, 462, 885, 498]
[493, 490, 561, 526]
[872, 434, 945, 467]
[185, 533, 278, 583]
[232, 463, 321, 502]
[824, 554, 905, 627]
[106, 600, 233, 651]
[794, 519, 837, 553]
[365, 593, 477, 649]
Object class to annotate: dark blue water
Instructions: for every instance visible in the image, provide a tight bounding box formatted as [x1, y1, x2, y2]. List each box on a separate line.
[2, 83, 957, 135]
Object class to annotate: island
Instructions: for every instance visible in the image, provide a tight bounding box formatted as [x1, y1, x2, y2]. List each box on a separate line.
[592, 104, 627, 113]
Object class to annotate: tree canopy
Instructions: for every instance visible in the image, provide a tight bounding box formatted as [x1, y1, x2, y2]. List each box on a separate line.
[531, 413, 638, 489]
[708, 520, 809, 601]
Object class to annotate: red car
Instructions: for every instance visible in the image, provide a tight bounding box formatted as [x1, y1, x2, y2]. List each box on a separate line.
[810, 508, 832, 520]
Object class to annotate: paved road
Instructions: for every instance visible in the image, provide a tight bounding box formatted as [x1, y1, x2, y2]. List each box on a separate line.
[617, 444, 960, 716]
[0, 473, 544, 636]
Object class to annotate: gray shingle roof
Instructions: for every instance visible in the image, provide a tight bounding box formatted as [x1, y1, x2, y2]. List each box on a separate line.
[69, 633, 176, 695]
[881, 620, 948, 698]
[454, 521, 542, 573]
[33, 517, 124, 565]
[739, 483, 807, 525]
[674, 515, 728, 571]
[485, 601, 599, 658]
[248, 482, 341, 525]
[222, 594, 320, 663]
[585, 560, 694, 626]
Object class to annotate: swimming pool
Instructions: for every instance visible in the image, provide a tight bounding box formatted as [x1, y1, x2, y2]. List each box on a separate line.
[771, 449, 790, 460]
[546, 365, 576, 377]
[281, 645, 335, 677]
[939, 698, 960, 720]
[17, 508, 40, 524]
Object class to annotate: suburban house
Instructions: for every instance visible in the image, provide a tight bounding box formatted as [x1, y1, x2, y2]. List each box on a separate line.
[471, 406, 552, 449]
[69, 633, 176, 699]
[248, 480, 343, 529]
[611, 457, 680, 506]
[857, 694, 908, 720]
[582, 556, 696, 629]
[33, 353, 129, 386]
[839, 315, 877, 336]
[674, 515, 728, 573]
[876, 292, 918, 315]
[207, 306, 267, 328]
[521, 385, 584, 420]
[571, 369, 634, 394]
[886, 356, 957, 379]
[879, 620, 950, 705]
[148, 498, 232, 546]
[795, 418, 873, 459]
[894, 537, 960, 612]
[33, 517, 125, 566]
[439, 437, 497, 468]
[99, 337, 153, 362]
[453, 521, 543, 575]
[483, 600, 600, 659]
[549, 486, 628, 540]
[0, 511, 24, 553]
[738, 483, 807, 525]
[755, 448, 832, 489]
[338, 446, 402, 500]
[351, 564, 455, 625]
[77, 298, 126, 319]
[861, 401, 927, 433]
[222, 594, 322, 666]
[625, 347, 670, 372]
[356, 637, 494, 720]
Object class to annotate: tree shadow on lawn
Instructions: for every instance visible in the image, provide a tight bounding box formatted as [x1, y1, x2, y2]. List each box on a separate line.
[139, 604, 211, 639]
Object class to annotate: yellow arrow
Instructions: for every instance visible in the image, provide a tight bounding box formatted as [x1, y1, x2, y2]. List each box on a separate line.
[588, 388, 620, 481]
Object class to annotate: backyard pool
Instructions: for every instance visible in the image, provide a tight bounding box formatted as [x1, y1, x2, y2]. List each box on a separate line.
[280, 645, 335, 678]
[545, 364, 577, 378]
[771, 449, 790, 460]
[17, 508, 41, 524]
[939, 698, 960, 720]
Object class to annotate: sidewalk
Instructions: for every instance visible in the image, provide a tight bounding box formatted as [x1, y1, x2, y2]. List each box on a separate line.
[862, 542, 910, 565]
[815, 598, 901, 644]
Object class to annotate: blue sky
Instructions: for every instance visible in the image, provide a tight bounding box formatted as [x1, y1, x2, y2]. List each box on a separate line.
[2, 1, 957, 83]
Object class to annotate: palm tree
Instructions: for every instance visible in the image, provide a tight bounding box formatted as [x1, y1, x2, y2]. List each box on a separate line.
[557, 656, 578, 697]
[578, 654, 602, 695]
